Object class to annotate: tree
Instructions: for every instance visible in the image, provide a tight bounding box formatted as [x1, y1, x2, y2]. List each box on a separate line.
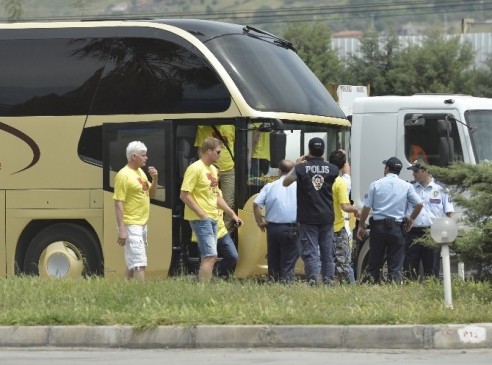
[2, 0, 22, 21]
[397, 29, 475, 94]
[428, 162, 492, 280]
[343, 28, 477, 96]
[342, 28, 401, 95]
[467, 57, 492, 98]
[282, 23, 341, 86]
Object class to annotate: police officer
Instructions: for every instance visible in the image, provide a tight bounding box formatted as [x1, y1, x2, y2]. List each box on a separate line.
[356, 157, 423, 284]
[253, 159, 298, 283]
[404, 159, 454, 280]
[283, 137, 339, 285]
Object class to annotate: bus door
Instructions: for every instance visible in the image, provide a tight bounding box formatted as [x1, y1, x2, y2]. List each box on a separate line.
[102, 121, 174, 278]
[172, 121, 239, 277]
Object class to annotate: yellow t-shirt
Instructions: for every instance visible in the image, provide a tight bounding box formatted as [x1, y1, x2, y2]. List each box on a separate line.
[252, 124, 270, 160]
[181, 159, 220, 221]
[192, 190, 228, 241]
[332, 176, 350, 232]
[195, 125, 235, 172]
[113, 165, 151, 226]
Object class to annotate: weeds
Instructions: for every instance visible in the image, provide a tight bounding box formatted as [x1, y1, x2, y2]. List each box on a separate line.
[0, 276, 491, 329]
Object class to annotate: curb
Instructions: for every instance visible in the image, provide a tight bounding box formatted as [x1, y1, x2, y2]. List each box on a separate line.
[0, 324, 491, 349]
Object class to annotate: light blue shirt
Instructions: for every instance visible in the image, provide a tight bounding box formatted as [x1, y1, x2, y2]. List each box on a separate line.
[363, 173, 422, 222]
[254, 175, 297, 223]
[405, 178, 454, 227]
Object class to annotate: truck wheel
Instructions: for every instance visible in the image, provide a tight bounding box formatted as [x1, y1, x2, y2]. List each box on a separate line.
[23, 223, 102, 277]
[356, 237, 371, 281]
[356, 234, 388, 282]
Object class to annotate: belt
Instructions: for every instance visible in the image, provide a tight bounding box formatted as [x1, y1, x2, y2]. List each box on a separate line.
[372, 219, 402, 224]
[267, 222, 297, 227]
[409, 226, 430, 233]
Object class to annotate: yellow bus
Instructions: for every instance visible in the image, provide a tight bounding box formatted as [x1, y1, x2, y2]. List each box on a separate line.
[0, 19, 350, 279]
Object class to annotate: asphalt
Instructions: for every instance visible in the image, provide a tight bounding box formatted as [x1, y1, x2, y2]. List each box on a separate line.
[1, 324, 491, 349]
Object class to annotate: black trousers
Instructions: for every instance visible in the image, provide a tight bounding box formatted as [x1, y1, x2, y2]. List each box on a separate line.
[266, 223, 299, 282]
[403, 230, 434, 280]
[364, 223, 405, 284]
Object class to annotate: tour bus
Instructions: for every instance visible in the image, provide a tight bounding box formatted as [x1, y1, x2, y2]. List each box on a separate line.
[0, 19, 350, 279]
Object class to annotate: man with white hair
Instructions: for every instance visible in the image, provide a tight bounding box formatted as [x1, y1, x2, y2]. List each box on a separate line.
[113, 141, 158, 281]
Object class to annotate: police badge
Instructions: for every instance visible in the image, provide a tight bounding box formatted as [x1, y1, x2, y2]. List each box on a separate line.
[311, 174, 324, 190]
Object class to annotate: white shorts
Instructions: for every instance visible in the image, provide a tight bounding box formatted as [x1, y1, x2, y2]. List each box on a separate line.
[124, 225, 148, 270]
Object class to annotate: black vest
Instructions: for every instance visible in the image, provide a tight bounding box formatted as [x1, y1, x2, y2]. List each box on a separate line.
[294, 157, 339, 225]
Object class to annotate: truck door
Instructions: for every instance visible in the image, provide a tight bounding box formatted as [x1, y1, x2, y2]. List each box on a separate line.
[398, 111, 464, 182]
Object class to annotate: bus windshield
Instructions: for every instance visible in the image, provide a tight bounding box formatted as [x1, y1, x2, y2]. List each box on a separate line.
[242, 120, 350, 204]
[205, 34, 345, 118]
[465, 110, 492, 163]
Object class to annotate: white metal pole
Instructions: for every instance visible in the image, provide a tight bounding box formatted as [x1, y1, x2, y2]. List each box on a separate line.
[441, 243, 453, 309]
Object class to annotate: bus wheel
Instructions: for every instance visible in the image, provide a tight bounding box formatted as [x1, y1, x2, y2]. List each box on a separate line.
[23, 223, 101, 278]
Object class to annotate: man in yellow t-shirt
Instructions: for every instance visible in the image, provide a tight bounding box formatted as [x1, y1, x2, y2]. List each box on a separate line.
[113, 141, 158, 281]
[191, 186, 238, 279]
[180, 137, 242, 282]
[251, 124, 270, 177]
[195, 125, 235, 232]
[329, 150, 359, 284]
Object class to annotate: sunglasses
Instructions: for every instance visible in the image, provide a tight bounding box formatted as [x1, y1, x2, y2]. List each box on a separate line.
[210, 149, 221, 155]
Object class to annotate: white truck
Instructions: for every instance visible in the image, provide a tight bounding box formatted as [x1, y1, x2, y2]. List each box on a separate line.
[349, 93, 492, 278]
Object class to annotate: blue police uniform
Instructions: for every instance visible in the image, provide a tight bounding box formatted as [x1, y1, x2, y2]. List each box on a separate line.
[404, 178, 454, 279]
[254, 176, 299, 282]
[292, 157, 339, 285]
[363, 172, 422, 283]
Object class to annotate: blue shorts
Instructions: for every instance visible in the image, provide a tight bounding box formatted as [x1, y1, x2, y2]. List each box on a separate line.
[189, 218, 218, 257]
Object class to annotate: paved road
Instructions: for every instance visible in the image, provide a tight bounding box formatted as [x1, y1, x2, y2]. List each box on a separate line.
[1, 348, 491, 365]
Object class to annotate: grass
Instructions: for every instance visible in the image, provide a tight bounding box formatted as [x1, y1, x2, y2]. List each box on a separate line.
[1, 276, 491, 330]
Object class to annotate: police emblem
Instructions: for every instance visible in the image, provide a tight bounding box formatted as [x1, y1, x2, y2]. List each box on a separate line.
[433, 190, 439, 198]
[312, 174, 324, 190]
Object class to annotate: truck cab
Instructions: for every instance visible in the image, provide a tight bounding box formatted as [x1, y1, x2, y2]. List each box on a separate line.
[350, 94, 492, 278]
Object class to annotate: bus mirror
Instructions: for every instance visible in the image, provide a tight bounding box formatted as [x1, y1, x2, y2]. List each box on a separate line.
[257, 118, 285, 132]
[269, 131, 286, 168]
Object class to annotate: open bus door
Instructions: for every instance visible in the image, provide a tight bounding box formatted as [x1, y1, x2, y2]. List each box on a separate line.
[102, 121, 175, 279]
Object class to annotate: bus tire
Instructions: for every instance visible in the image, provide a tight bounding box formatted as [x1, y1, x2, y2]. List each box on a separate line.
[23, 223, 102, 278]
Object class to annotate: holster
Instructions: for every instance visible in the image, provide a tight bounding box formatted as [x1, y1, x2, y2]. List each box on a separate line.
[400, 217, 408, 237]
[288, 222, 301, 239]
[384, 217, 395, 228]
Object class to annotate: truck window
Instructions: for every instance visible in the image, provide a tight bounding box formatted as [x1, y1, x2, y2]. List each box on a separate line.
[404, 113, 463, 166]
[465, 110, 492, 163]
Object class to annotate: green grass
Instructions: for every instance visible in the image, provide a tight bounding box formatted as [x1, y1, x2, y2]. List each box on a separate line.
[1, 276, 491, 329]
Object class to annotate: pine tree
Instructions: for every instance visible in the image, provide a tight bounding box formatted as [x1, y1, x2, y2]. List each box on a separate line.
[430, 162, 492, 280]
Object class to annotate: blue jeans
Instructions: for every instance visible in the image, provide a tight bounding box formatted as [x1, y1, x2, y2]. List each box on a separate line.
[189, 218, 218, 257]
[299, 223, 334, 285]
[217, 233, 238, 278]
